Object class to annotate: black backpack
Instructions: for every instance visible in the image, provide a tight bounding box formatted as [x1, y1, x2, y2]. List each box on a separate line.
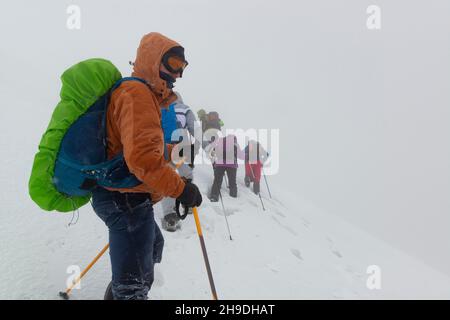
[205, 111, 222, 130]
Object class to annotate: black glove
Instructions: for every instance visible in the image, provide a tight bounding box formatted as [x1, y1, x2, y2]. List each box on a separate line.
[177, 180, 202, 208]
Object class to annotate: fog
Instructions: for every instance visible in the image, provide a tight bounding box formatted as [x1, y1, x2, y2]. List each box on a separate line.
[1, 0, 450, 277]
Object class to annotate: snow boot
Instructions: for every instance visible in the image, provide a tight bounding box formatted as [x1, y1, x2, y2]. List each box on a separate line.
[162, 212, 181, 232]
[104, 281, 114, 300]
[209, 194, 219, 202]
[253, 181, 260, 195]
[229, 185, 238, 198]
[244, 176, 251, 188]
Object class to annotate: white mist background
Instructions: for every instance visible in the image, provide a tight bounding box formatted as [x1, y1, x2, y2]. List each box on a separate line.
[1, 0, 449, 278]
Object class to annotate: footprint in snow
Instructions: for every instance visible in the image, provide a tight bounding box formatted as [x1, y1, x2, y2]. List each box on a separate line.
[343, 265, 364, 279]
[246, 199, 259, 208]
[270, 198, 286, 208]
[266, 262, 280, 273]
[212, 206, 238, 217]
[290, 248, 303, 261]
[271, 216, 298, 236]
[301, 217, 311, 228]
[327, 237, 343, 258]
[332, 249, 343, 259]
[273, 209, 286, 218]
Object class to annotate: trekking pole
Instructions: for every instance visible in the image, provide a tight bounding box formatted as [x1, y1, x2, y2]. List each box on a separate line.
[210, 162, 233, 241]
[218, 189, 233, 240]
[257, 191, 266, 211]
[262, 167, 272, 199]
[249, 165, 265, 211]
[192, 207, 218, 300]
[224, 174, 229, 189]
[59, 243, 110, 299]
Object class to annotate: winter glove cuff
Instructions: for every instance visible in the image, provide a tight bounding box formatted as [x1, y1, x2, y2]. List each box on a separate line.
[177, 180, 202, 208]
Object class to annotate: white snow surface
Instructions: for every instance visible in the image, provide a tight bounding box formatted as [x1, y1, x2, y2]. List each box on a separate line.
[1, 65, 450, 299]
[1, 1, 450, 299]
[1, 107, 450, 300]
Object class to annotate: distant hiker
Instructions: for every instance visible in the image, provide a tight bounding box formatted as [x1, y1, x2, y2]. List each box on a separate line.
[160, 91, 201, 232]
[244, 140, 269, 195]
[204, 111, 224, 133]
[197, 109, 208, 133]
[91, 33, 202, 300]
[209, 133, 245, 202]
[197, 109, 224, 147]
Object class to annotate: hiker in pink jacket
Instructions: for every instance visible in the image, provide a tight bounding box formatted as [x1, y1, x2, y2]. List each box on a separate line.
[208, 134, 245, 202]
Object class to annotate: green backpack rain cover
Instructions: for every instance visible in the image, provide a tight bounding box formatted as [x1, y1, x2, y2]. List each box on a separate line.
[29, 58, 122, 212]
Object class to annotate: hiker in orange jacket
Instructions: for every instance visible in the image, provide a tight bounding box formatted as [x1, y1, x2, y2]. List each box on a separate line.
[92, 32, 202, 300]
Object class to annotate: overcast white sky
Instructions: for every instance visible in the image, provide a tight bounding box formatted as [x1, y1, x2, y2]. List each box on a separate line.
[1, 0, 450, 277]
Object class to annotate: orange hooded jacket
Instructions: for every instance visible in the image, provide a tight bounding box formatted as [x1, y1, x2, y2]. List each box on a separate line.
[105, 32, 186, 202]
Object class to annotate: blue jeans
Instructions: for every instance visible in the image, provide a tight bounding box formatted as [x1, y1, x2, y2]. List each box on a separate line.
[91, 187, 164, 300]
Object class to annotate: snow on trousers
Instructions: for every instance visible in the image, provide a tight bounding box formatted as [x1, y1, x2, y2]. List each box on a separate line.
[161, 163, 193, 216]
[91, 187, 164, 300]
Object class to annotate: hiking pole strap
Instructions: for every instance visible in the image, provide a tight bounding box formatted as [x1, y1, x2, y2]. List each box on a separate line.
[262, 167, 272, 199]
[175, 199, 189, 220]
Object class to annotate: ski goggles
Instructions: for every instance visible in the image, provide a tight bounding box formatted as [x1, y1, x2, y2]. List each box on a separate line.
[162, 54, 189, 75]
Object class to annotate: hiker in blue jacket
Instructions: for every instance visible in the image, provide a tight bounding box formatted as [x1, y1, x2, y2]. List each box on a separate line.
[161, 92, 202, 231]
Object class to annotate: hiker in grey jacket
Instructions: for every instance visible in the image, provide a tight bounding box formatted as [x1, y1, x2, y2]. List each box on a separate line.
[161, 92, 202, 231]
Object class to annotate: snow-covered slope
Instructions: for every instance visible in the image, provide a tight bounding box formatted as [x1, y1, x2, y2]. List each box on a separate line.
[1, 122, 450, 300]
[1, 50, 449, 300]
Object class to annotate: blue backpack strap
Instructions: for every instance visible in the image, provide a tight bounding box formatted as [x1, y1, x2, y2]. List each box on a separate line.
[112, 76, 147, 91]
